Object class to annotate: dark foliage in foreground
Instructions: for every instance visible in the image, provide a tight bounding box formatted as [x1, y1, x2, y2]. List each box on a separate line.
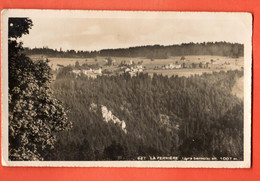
[8, 18, 71, 160]
[49, 69, 243, 160]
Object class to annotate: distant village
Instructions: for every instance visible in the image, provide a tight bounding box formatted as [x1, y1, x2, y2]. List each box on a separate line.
[41, 55, 243, 78]
[69, 58, 145, 78]
[158, 57, 238, 70]
[72, 68, 102, 78]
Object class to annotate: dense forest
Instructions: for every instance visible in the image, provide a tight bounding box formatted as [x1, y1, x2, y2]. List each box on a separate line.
[23, 42, 243, 59]
[47, 69, 244, 161]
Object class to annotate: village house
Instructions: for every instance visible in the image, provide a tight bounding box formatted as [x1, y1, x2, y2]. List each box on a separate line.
[181, 62, 189, 68]
[87, 74, 98, 78]
[199, 61, 209, 68]
[82, 68, 93, 74]
[125, 65, 144, 74]
[125, 68, 131, 73]
[72, 69, 81, 75]
[165, 63, 182, 69]
[129, 71, 136, 77]
[175, 64, 182, 69]
[192, 63, 200, 68]
[131, 65, 143, 72]
[93, 68, 102, 74]
[72, 67, 102, 78]
[112, 60, 116, 65]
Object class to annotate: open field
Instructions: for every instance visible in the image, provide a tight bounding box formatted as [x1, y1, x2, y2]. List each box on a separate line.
[30, 55, 244, 77]
[146, 68, 227, 77]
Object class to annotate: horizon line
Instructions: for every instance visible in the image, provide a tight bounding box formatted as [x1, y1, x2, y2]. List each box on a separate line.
[23, 41, 244, 52]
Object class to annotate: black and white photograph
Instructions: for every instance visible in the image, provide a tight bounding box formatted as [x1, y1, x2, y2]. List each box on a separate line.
[1, 10, 252, 167]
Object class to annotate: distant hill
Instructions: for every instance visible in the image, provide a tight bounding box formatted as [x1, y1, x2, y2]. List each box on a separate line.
[23, 42, 243, 59]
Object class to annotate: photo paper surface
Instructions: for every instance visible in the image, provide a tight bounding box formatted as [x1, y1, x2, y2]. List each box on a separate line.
[1, 9, 252, 167]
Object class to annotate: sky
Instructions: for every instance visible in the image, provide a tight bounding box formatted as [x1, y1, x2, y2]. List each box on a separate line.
[19, 16, 248, 51]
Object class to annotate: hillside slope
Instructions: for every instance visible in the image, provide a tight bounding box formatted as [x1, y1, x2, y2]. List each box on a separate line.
[48, 70, 244, 161]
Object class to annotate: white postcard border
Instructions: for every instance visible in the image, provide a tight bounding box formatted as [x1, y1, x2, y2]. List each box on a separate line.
[1, 9, 252, 168]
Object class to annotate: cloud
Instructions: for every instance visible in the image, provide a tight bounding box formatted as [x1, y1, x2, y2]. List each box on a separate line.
[20, 17, 247, 51]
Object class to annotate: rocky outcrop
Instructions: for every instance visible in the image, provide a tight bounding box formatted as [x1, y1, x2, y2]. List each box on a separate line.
[89, 103, 98, 113]
[101, 105, 127, 134]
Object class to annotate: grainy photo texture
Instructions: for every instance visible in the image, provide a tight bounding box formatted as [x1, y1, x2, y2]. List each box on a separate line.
[1, 10, 252, 167]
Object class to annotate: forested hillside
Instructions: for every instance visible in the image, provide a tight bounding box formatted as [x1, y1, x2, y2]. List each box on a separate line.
[47, 69, 244, 161]
[24, 42, 243, 59]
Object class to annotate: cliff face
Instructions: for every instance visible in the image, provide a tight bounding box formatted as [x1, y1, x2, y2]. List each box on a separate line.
[89, 103, 127, 133]
[101, 105, 127, 134]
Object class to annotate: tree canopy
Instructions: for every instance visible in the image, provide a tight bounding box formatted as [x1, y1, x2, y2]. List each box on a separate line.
[23, 42, 244, 59]
[8, 18, 72, 160]
[52, 69, 243, 160]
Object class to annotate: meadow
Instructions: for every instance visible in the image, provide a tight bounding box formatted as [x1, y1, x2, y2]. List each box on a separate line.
[42, 55, 243, 77]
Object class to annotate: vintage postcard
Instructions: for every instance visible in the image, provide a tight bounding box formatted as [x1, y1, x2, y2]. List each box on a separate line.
[1, 9, 252, 167]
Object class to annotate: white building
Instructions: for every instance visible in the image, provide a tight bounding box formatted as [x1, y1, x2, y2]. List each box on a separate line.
[93, 68, 102, 74]
[125, 68, 131, 72]
[82, 69, 93, 75]
[165, 63, 182, 69]
[175, 64, 182, 69]
[72, 70, 81, 75]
